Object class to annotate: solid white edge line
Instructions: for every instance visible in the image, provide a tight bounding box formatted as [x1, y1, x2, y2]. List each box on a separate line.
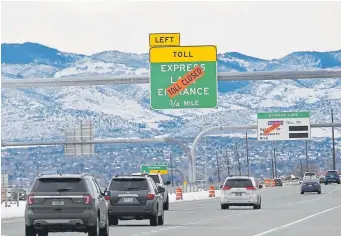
[251, 204, 341, 236]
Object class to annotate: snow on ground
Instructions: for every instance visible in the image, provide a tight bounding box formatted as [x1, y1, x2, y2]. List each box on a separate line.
[1, 190, 222, 219]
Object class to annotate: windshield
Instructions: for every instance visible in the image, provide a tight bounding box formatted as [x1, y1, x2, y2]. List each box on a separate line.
[224, 179, 253, 188]
[31, 178, 86, 192]
[109, 178, 149, 191]
[148, 175, 160, 184]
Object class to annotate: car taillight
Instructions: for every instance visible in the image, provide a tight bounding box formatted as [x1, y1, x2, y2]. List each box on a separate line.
[83, 194, 92, 205]
[222, 186, 231, 191]
[28, 194, 34, 205]
[104, 196, 110, 201]
[246, 186, 256, 190]
[146, 193, 155, 200]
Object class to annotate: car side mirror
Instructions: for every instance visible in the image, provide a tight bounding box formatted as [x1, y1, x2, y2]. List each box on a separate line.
[157, 186, 165, 193]
[165, 181, 171, 185]
[258, 184, 263, 189]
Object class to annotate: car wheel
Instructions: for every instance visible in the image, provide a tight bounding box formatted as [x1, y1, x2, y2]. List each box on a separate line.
[337, 182, 340, 184]
[25, 226, 36, 236]
[163, 197, 169, 211]
[88, 216, 100, 236]
[318, 191, 321, 194]
[109, 216, 118, 226]
[99, 215, 109, 236]
[301, 191, 304, 194]
[158, 209, 164, 225]
[325, 182, 328, 185]
[38, 231, 48, 236]
[221, 204, 229, 209]
[150, 213, 158, 226]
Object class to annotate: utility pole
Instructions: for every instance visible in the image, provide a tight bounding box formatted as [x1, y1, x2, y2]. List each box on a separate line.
[305, 140, 309, 172]
[246, 131, 250, 176]
[170, 153, 174, 187]
[204, 137, 207, 184]
[271, 158, 275, 179]
[300, 160, 303, 178]
[331, 108, 336, 170]
[235, 143, 242, 176]
[216, 151, 221, 183]
[273, 141, 277, 178]
[226, 148, 231, 176]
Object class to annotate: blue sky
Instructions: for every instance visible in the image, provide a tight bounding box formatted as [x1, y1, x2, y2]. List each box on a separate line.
[1, 1, 341, 59]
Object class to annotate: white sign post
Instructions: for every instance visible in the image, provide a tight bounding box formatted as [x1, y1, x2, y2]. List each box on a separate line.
[257, 111, 311, 141]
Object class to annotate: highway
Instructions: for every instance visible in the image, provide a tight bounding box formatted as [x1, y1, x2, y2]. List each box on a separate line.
[2, 185, 341, 236]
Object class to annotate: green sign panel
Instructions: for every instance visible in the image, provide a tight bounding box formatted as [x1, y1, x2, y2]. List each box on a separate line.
[149, 45, 218, 109]
[141, 165, 168, 175]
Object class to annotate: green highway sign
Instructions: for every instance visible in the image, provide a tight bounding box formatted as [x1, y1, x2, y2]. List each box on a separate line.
[257, 111, 311, 141]
[141, 165, 168, 175]
[149, 45, 218, 109]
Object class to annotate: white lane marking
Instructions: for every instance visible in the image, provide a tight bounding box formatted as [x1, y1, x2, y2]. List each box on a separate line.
[251, 204, 341, 236]
[132, 186, 341, 236]
[273, 186, 341, 209]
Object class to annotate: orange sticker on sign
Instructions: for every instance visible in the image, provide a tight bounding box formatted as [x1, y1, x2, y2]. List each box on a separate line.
[166, 65, 205, 99]
[263, 123, 281, 135]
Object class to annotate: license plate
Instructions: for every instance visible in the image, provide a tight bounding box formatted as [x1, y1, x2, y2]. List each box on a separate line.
[123, 198, 133, 203]
[52, 200, 64, 206]
[235, 193, 242, 196]
[308, 185, 312, 187]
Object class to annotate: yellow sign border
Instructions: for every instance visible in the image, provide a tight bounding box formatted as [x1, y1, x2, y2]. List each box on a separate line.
[149, 33, 181, 48]
[149, 45, 217, 63]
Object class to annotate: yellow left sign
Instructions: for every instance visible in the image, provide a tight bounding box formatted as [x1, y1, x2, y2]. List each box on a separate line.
[149, 33, 180, 48]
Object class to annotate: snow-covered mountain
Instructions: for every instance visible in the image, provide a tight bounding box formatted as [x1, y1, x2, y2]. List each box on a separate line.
[1, 42, 341, 141]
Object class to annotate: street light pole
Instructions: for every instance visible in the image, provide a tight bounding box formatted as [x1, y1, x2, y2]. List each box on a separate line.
[331, 108, 336, 170]
[170, 152, 174, 187]
[305, 140, 309, 172]
[246, 131, 250, 176]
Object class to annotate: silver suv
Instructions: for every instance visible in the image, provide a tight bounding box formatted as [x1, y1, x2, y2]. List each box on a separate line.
[24, 173, 109, 236]
[105, 175, 165, 226]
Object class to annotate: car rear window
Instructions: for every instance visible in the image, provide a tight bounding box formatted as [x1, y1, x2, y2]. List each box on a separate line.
[326, 171, 338, 177]
[32, 178, 87, 192]
[148, 175, 160, 184]
[109, 178, 149, 191]
[305, 173, 315, 177]
[224, 179, 253, 188]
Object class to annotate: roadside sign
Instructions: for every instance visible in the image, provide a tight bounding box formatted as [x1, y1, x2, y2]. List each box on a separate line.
[149, 45, 218, 109]
[141, 165, 168, 175]
[149, 33, 180, 48]
[257, 111, 311, 141]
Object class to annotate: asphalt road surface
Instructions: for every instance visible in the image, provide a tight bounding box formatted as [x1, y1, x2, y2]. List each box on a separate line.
[2, 184, 341, 236]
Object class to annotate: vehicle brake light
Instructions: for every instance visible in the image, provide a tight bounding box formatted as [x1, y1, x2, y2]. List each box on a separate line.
[222, 186, 231, 191]
[83, 194, 92, 205]
[104, 196, 110, 201]
[246, 186, 256, 190]
[28, 194, 34, 205]
[146, 193, 155, 200]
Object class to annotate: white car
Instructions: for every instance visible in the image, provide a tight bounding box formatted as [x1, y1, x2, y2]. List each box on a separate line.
[303, 172, 317, 180]
[220, 176, 262, 210]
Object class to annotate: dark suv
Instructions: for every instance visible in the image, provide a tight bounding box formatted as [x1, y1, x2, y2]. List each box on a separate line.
[105, 175, 165, 226]
[25, 173, 109, 236]
[324, 170, 341, 185]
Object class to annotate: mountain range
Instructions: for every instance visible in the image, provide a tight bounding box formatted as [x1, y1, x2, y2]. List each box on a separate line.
[1, 42, 341, 142]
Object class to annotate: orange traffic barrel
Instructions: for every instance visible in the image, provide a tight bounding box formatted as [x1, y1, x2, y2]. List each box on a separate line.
[176, 187, 183, 200]
[209, 185, 215, 197]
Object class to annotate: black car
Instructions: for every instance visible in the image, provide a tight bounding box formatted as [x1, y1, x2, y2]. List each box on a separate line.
[25, 173, 109, 236]
[301, 179, 321, 194]
[105, 175, 165, 226]
[274, 178, 283, 187]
